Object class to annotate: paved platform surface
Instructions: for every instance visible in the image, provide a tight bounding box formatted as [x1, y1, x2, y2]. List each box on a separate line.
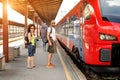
[0, 39, 86, 80]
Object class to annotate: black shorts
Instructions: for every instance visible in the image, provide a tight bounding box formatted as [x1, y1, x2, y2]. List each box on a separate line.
[47, 41, 56, 53]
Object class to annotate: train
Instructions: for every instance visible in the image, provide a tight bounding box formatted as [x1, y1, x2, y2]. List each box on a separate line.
[56, 0, 120, 73]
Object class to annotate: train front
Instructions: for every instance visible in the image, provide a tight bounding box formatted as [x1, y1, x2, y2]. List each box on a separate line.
[84, 0, 120, 73]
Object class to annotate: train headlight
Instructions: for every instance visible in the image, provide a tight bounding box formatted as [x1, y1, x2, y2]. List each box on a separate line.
[99, 33, 117, 41]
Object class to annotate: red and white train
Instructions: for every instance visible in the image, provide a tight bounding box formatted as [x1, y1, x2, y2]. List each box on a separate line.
[56, 0, 120, 73]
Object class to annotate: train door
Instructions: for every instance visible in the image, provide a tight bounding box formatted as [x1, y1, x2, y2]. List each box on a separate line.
[68, 15, 81, 60]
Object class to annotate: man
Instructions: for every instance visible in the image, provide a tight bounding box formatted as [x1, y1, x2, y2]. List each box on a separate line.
[40, 23, 48, 51]
[46, 20, 56, 68]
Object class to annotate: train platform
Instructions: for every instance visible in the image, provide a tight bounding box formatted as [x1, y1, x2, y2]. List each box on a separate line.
[0, 39, 86, 80]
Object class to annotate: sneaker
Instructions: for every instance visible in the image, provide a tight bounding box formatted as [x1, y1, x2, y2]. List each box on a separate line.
[46, 63, 54, 68]
[50, 63, 54, 66]
[32, 66, 36, 68]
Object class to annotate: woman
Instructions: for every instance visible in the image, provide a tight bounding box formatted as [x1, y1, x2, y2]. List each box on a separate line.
[27, 24, 36, 69]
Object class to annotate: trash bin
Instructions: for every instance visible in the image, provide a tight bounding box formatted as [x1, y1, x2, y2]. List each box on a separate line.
[0, 54, 5, 70]
[9, 47, 14, 60]
[14, 46, 20, 57]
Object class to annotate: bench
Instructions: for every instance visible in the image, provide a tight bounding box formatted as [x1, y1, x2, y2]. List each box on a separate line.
[9, 46, 20, 60]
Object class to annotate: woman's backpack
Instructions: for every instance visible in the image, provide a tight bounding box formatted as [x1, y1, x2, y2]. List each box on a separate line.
[24, 32, 29, 44]
[24, 32, 32, 44]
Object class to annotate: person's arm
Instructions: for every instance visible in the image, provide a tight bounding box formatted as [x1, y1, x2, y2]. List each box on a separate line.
[47, 29, 52, 46]
[40, 29, 41, 36]
[28, 32, 32, 43]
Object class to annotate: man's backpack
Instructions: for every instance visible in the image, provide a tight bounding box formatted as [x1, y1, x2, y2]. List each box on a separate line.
[40, 26, 52, 43]
[40, 26, 48, 43]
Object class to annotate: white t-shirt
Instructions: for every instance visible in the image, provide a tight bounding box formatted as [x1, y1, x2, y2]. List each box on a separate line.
[47, 27, 56, 41]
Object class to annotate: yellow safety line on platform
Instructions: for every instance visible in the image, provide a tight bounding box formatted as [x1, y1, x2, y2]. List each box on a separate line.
[57, 48, 72, 80]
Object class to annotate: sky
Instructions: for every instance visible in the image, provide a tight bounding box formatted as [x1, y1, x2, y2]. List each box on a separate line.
[55, 0, 80, 24]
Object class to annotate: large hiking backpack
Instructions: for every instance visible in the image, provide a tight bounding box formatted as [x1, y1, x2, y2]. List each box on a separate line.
[40, 26, 48, 43]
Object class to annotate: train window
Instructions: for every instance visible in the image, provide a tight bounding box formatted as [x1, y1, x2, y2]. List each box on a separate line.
[57, 16, 77, 36]
[71, 15, 78, 21]
[73, 19, 80, 39]
[57, 22, 67, 36]
[59, 20, 74, 36]
[69, 15, 78, 32]
[68, 21, 74, 35]
[84, 4, 91, 20]
[99, 0, 120, 23]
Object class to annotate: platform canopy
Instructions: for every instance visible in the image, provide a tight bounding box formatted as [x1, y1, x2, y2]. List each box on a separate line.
[0, 0, 63, 25]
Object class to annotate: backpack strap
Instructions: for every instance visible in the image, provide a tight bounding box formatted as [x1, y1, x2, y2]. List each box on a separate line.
[50, 27, 52, 34]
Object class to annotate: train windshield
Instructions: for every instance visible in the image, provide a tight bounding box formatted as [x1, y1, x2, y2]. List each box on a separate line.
[99, 0, 120, 23]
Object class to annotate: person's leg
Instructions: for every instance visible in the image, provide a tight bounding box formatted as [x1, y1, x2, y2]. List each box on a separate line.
[31, 46, 35, 67]
[46, 53, 54, 67]
[27, 45, 32, 68]
[31, 56, 35, 67]
[27, 56, 31, 68]
[47, 53, 52, 65]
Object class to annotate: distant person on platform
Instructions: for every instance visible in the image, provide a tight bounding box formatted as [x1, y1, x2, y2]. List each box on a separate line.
[46, 20, 57, 68]
[40, 23, 48, 51]
[27, 24, 36, 69]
